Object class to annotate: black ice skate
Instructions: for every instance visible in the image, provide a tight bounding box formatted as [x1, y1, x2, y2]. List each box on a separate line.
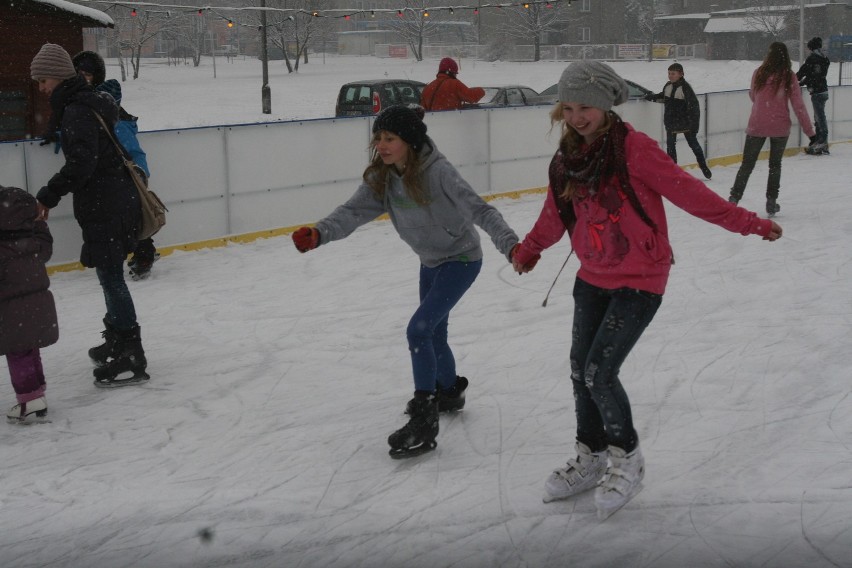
[405, 376, 469, 414]
[128, 252, 160, 281]
[389, 392, 438, 459]
[89, 317, 118, 367]
[93, 325, 150, 388]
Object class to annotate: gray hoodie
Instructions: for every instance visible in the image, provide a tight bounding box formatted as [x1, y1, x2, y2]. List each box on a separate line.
[315, 138, 518, 268]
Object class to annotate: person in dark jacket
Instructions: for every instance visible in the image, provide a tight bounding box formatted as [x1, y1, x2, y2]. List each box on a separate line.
[644, 63, 712, 179]
[1, 186, 58, 422]
[420, 58, 485, 111]
[30, 43, 149, 388]
[797, 37, 831, 155]
[73, 50, 159, 279]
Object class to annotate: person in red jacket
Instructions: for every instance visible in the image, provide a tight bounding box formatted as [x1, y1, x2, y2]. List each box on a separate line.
[420, 57, 485, 111]
[510, 60, 782, 520]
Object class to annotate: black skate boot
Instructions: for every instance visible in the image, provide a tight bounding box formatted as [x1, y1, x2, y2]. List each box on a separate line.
[389, 392, 438, 459]
[404, 376, 468, 414]
[128, 252, 160, 281]
[766, 198, 780, 218]
[437, 375, 468, 412]
[89, 318, 118, 367]
[93, 325, 150, 388]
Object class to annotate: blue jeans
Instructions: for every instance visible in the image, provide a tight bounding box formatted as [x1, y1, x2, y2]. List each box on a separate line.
[95, 262, 138, 331]
[569, 278, 662, 453]
[407, 260, 481, 393]
[666, 130, 708, 168]
[730, 135, 788, 201]
[810, 92, 829, 145]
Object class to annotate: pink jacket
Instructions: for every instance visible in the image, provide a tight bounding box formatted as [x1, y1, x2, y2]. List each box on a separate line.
[513, 124, 774, 295]
[745, 69, 815, 138]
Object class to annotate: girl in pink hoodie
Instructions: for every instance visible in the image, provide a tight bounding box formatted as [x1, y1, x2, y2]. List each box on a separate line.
[510, 61, 783, 520]
[729, 42, 815, 216]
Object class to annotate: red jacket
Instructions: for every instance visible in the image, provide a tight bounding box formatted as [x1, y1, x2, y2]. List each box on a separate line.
[513, 124, 773, 295]
[421, 74, 485, 111]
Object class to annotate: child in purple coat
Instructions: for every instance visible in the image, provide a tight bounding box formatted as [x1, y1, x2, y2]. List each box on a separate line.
[1, 185, 59, 422]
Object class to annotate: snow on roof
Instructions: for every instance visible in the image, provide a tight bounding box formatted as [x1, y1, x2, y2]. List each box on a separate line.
[656, 13, 711, 21]
[31, 0, 114, 27]
[704, 15, 787, 34]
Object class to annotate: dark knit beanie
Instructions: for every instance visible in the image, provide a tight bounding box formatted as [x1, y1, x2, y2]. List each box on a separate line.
[97, 79, 123, 104]
[72, 50, 107, 86]
[30, 43, 77, 81]
[438, 57, 459, 77]
[807, 37, 822, 51]
[373, 105, 427, 152]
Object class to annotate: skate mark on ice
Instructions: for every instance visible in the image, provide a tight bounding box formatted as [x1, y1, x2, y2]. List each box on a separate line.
[827, 391, 851, 452]
[495, 262, 543, 294]
[688, 493, 738, 567]
[800, 490, 846, 568]
[314, 444, 363, 512]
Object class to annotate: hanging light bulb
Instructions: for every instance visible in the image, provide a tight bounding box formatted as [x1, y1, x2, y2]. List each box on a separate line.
[131, 7, 137, 16]
[523, 3, 530, 8]
[423, 9, 429, 17]
[345, 14, 350, 20]
[227, 20, 234, 28]
[370, 10, 375, 17]
[197, 9, 202, 16]
[397, 9, 403, 17]
[449, 7, 454, 14]
[474, 8, 479, 15]
[312, 11, 319, 17]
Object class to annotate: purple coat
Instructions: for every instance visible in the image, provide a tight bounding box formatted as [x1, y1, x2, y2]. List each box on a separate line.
[0, 186, 59, 355]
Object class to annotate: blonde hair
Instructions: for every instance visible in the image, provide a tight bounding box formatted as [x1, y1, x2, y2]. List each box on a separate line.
[548, 102, 614, 200]
[362, 132, 430, 205]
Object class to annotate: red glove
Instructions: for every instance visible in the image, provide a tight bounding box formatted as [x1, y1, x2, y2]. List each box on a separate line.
[511, 243, 540, 274]
[292, 227, 319, 253]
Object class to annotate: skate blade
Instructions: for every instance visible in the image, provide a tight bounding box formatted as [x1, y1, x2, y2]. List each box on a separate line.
[596, 483, 643, 521]
[7, 414, 51, 425]
[94, 371, 151, 388]
[388, 440, 437, 459]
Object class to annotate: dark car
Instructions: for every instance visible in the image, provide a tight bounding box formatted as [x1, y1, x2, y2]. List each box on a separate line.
[462, 85, 541, 109]
[335, 80, 426, 117]
[530, 79, 653, 105]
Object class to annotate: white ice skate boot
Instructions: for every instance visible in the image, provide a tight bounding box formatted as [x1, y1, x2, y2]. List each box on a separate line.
[543, 442, 608, 503]
[595, 444, 645, 520]
[7, 397, 48, 423]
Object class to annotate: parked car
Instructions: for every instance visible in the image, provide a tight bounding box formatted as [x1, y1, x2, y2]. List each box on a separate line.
[335, 80, 426, 117]
[462, 85, 541, 109]
[530, 79, 653, 105]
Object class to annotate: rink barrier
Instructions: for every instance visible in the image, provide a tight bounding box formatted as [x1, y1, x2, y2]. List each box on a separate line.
[2, 86, 849, 270]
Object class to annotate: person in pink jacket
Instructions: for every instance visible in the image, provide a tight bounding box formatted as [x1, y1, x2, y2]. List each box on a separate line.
[729, 42, 815, 216]
[510, 60, 783, 520]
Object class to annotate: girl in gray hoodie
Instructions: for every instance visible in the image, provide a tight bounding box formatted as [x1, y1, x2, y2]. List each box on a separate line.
[292, 105, 519, 459]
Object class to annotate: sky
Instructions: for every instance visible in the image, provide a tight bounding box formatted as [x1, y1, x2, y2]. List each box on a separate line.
[2, 55, 851, 568]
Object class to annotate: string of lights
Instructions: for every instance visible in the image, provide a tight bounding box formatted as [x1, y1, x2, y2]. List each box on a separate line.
[77, 0, 567, 25]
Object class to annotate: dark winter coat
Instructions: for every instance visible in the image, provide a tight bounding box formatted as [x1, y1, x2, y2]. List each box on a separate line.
[36, 75, 140, 268]
[0, 186, 58, 355]
[648, 78, 700, 134]
[796, 49, 830, 94]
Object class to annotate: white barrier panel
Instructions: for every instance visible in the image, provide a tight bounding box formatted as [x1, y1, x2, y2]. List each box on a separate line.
[1, 87, 848, 265]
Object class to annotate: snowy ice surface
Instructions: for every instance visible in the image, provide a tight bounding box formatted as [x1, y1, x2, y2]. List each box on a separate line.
[2, 56, 851, 567]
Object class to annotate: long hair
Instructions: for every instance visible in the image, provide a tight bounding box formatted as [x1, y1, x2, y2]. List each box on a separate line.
[362, 133, 429, 205]
[754, 41, 794, 94]
[548, 101, 614, 200]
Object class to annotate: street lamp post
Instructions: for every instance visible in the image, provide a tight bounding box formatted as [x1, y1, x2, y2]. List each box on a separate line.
[260, 0, 271, 114]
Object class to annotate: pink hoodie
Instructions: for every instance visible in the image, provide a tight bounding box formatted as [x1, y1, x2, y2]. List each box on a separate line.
[514, 124, 773, 295]
[745, 68, 815, 138]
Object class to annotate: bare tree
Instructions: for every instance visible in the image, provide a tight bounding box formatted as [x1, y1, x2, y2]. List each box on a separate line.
[624, 0, 662, 61]
[242, 0, 325, 72]
[494, 2, 577, 62]
[743, 1, 798, 41]
[387, 0, 446, 61]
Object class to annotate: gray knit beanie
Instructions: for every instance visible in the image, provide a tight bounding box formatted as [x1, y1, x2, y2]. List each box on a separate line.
[31, 43, 77, 81]
[557, 61, 629, 111]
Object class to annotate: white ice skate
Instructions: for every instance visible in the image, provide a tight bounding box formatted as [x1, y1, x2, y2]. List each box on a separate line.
[595, 444, 645, 520]
[7, 397, 49, 424]
[543, 442, 608, 503]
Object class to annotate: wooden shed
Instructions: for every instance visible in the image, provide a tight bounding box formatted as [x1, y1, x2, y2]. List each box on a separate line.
[0, 0, 113, 142]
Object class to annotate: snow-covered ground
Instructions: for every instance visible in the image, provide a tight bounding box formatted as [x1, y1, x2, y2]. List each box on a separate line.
[2, 55, 851, 567]
[120, 55, 768, 129]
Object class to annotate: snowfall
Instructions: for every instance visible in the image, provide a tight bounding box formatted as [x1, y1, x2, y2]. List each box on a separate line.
[1, 55, 850, 568]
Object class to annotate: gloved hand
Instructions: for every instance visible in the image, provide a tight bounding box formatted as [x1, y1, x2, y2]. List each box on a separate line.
[292, 227, 319, 253]
[808, 135, 817, 146]
[511, 243, 540, 274]
[644, 93, 656, 102]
